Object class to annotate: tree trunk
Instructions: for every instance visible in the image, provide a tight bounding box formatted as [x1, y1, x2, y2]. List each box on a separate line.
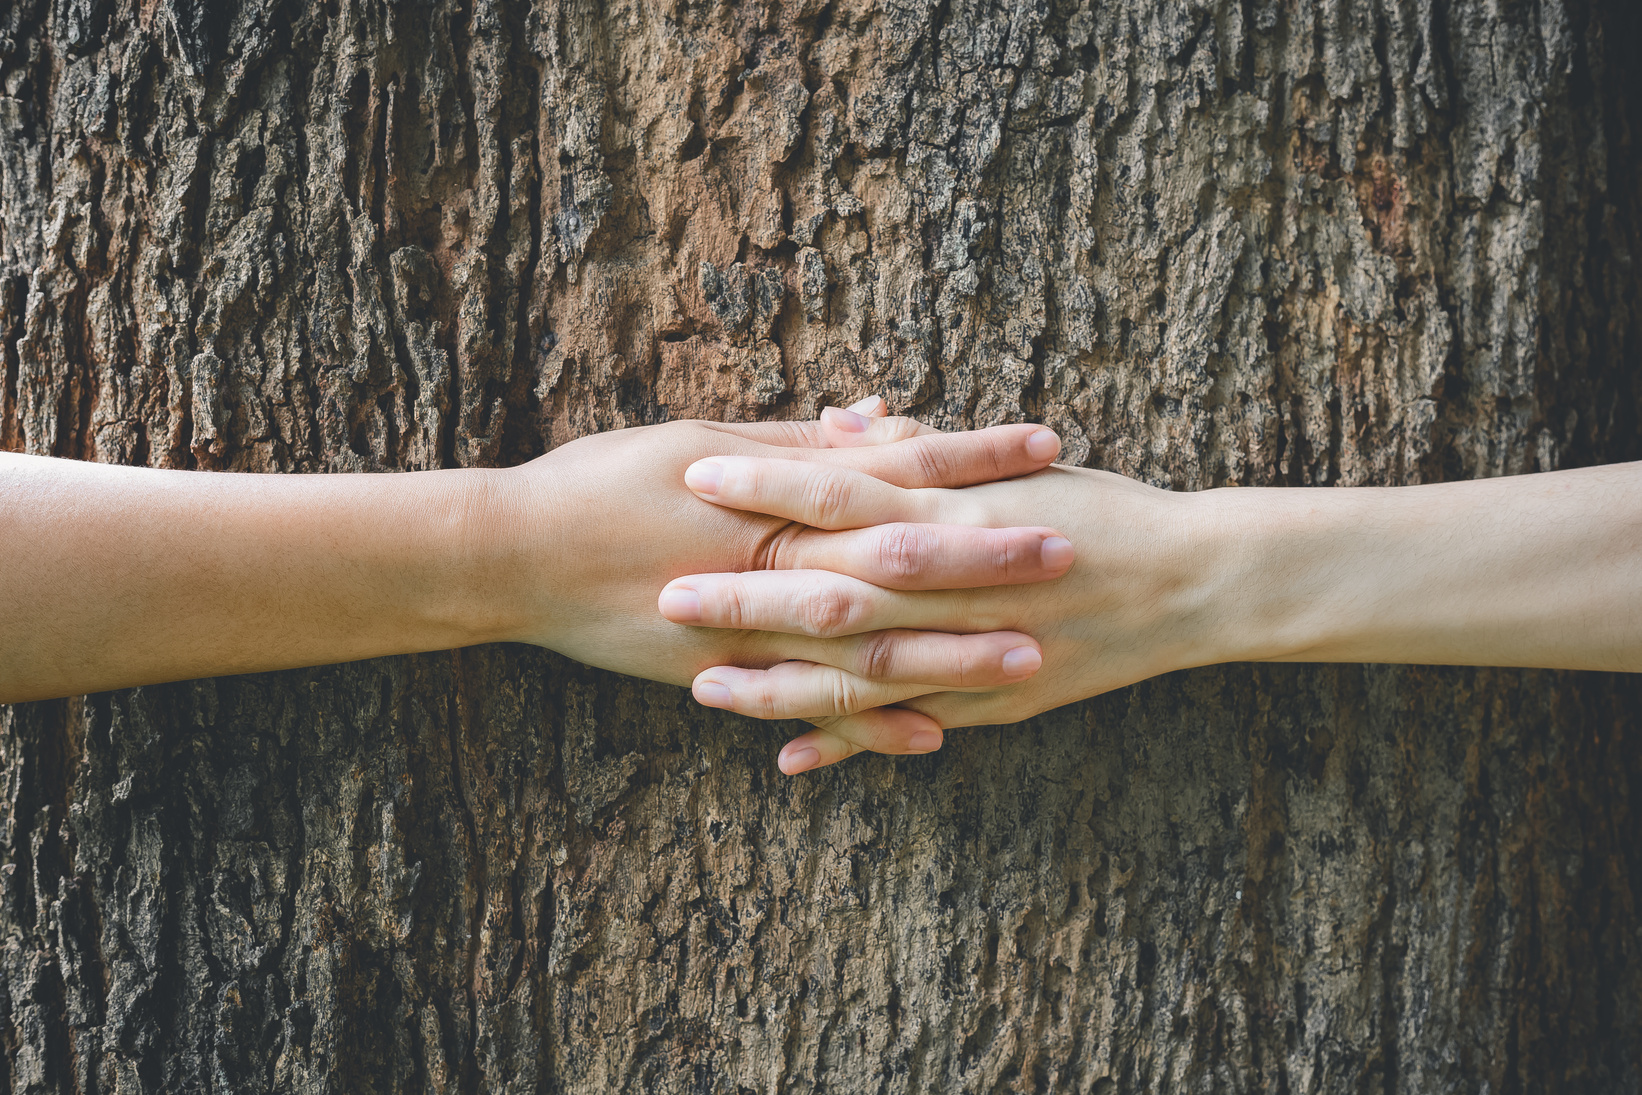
[3, 0, 1640, 1090]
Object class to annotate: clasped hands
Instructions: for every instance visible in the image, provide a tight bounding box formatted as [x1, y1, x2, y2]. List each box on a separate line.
[3, 400, 1631, 724]
[505, 397, 1214, 775]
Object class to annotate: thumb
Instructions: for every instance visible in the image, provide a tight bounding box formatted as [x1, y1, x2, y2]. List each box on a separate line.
[820, 395, 945, 449]
[693, 395, 933, 450]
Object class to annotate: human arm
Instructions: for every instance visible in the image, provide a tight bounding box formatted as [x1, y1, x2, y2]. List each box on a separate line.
[0, 416, 1068, 711]
[0, 453, 518, 701]
[1189, 463, 1642, 671]
[664, 456, 1642, 770]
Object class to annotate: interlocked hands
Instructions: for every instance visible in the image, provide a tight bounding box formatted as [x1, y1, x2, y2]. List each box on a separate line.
[642, 397, 1213, 774]
[7, 393, 1632, 765]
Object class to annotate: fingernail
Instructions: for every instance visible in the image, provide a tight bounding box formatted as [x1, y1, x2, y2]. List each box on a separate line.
[781, 746, 821, 774]
[1026, 428, 1060, 462]
[1041, 535, 1074, 570]
[822, 406, 871, 433]
[684, 459, 724, 495]
[658, 586, 702, 622]
[847, 394, 884, 414]
[694, 681, 733, 708]
[1002, 646, 1043, 677]
[908, 730, 943, 753]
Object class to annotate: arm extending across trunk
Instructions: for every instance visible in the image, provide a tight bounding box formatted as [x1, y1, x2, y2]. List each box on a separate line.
[669, 456, 1642, 771]
[1214, 463, 1642, 673]
[0, 415, 1068, 744]
[0, 453, 525, 702]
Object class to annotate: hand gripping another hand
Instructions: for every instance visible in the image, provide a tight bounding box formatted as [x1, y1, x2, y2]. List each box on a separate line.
[660, 400, 1213, 775]
[669, 403, 1642, 776]
[10, 396, 1633, 737]
[497, 397, 1075, 766]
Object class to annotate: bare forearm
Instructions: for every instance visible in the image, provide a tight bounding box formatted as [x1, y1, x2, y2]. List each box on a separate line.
[1209, 462, 1642, 672]
[0, 455, 526, 702]
[0, 417, 1068, 711]
[660, 441, 1641, 752]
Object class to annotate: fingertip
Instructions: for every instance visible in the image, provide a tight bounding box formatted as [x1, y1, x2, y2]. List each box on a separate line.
[907, 728, 943, 753]
[684, 459, 725, 496]
[780, 744, 822, 775]
[847, 395, 886, 416]
[658, 585, 702, 623]
[1040, 534, 1075, 571]
[822, 406, 871, 433]
[693, 679, 734, 709]
[1026, 428, 1060, 463]
[1001, 645, 1043, 679]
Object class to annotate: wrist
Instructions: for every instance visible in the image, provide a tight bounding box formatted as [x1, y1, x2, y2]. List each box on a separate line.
[1134, 485, 1273, 671]
[1185, 485, 1370, 665]
[1031, 470, 1256, 684]
[424, 465, 554, 648]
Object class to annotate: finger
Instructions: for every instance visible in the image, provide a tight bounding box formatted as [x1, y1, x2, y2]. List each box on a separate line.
[818, 409, 938, 448]
[778, 709, 945, 774]
[660, 535, 1068, 632]
[691, 638, 1040, 719]
[788, 524, 1074, 590]
[686, 457, 925, 528]
[693, 663, 927, 719]
[778, 708, 945, 773]
[895, 689, 1039, 730]
[661, 571, 931, 634]
[700, 419, 827, 447]
[799, 423, 1061, 488]
[840, 630, 1042, 685]
[698, 394, 894, 449]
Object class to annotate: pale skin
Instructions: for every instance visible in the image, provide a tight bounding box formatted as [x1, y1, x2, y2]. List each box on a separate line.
[6, 399, 1639, 778]
[0, 403, 1071, 771]
[665, 407, 1642, 772]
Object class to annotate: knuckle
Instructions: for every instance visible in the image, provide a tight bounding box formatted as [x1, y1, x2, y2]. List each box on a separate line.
[828, 672, 862, 715]
[856, 632, 900, 681]
[992, 531, 1019, 578]
[862, 716, 898, 753]
[805, 470, 855, 527]
[755, 522, 805, 571]
[882, 416, 924, 442]
[749, 681, 782, 720]
[877, 523, 930, 582]
[947, 588, 982, 631]
[984, 431, 1013, 475]
[798, 580, 855, 637]
[720, 580, 750, 628]
[732, 459, 765, 501]
[910, 440, 950, 486]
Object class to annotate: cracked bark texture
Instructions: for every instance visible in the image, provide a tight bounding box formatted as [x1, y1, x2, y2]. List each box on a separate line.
[3, 0, 1641, 1090]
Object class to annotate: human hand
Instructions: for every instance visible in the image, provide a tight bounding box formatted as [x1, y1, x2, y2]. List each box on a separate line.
[662, 447, 1216, 772]
[677, 435, 1642, 774]
[492, 409, 1076, 756]
[0, 401, 1067, 707]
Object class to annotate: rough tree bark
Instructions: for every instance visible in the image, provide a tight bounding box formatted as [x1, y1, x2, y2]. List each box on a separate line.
[2, 0, 1640, 1091]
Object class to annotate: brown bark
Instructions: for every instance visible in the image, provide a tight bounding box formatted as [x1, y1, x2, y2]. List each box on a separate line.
[2, 0, 1641, 1091]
